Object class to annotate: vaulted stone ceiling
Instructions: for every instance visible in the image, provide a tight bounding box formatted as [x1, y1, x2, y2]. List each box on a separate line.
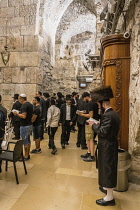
[41, 0, 106, 63]
[56, 0, 96, 44]
[42, 0, 105, 41]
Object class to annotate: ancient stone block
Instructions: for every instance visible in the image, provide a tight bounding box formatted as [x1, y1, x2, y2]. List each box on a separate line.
[0, 37, 6, 49]
[12, 67, 27, 84]
[7, 36, 23, 52]
[23, 35, 39, 51]
[0, 0, 8, 7]
[0, 27, 6, 36]
[0, 18, 7, 27]
[3, 68, 12, 83]
[26, 67, 37, 83]
[9, 52, 19, 67]
[7, 17, 25, 27]
[0, 83, 13, 103]
[0, 68, 3, 83]
[0, 7, 15, 18]
[24, 15, 36, 25]
[7, 26, 21, 36]
[15, 6, 20, 17]
[21, 25, 36, 35]
[23, 0, 38, 5]
[23, 0, 31, 5]
[8, 0, 24, 7]
[18, 52, 39, 66]
[19, 5, 37, 17]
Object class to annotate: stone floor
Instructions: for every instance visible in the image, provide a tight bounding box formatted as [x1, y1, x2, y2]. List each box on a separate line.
[0, 128, 140, 210]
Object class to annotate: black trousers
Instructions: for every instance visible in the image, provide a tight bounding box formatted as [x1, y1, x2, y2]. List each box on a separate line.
[61, 121, 71, 145]
[77, 122, 86, 146]
[13, 121, 20, 139]
[48, 127, 58, 149]
[41, 120, 45, 139]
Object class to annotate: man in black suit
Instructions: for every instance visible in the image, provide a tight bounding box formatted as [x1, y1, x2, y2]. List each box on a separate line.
[43, 92, 50, 132]
[9, 94, 21, 140]
[36, 91, 46, 140]
[71, 92, 79, 132]
[59, 95, 76, 148]
[88, 86, 120, 207]
[76, 98, 87, 149]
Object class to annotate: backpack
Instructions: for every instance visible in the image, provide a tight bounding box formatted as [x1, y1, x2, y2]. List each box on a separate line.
[0, 110, 5, 131]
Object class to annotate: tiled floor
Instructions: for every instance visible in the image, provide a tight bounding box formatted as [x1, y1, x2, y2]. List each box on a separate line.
[0, 128, 140, 210]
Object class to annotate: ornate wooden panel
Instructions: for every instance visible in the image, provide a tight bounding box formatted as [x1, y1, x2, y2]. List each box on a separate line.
[101, 34, 130, 151]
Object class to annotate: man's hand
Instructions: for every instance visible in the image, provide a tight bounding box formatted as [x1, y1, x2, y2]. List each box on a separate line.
[87, 120, 94, 127]
[59, 123, 62, 126]
[13, 111, 18, 116]
[69, 122, 73, 126]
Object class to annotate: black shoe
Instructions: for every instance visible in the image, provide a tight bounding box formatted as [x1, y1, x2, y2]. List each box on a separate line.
[76, 143, 80, 147]
[19, 155, 30, 162]
[65, 141, 69, 145]
[30, 148, 42, 154]
[61, 144, 65, 149]
[24, 156, 30, 161]
[48, 144, 52, 149]
[83, 156, 95, 162]
[51, 148, 57, 155]
[99, 186, 107, 194]
[81, 145, 88, 150]
[96, 198, 115, 206]
[81, 152, 90, 158]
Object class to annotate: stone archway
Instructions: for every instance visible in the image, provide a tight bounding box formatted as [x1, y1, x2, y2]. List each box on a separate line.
[38, 0, 104, 93]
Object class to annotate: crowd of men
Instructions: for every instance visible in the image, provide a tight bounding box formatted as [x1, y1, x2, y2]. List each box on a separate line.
[0, 87, 120, 206]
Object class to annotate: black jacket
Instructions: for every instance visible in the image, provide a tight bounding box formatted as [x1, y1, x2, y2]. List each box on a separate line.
[40, 97, 46, 119]
[76, 99, 87, 125]
[56, 98, 64, 109]
[93, 108, 120, 188]
[60, 104, 76, 125]
[9, 101, 22, 122]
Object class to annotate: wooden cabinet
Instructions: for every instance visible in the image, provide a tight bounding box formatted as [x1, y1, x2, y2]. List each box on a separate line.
[101, 34, 130, 151]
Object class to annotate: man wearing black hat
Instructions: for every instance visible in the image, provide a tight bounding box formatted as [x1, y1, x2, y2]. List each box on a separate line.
[9, 94, 21, 140]
[59, 95, 76, 148]
[88, 86, 120, 206]
[43, 92, 50, 132]
[36, 91, 46, 139]
[71, 92, 79, 132]
[56, 92, 64, 109]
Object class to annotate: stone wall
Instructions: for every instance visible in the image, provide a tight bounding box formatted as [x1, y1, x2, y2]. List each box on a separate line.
[0, 0, 40, 109]
[116, 0, 140, 184]
[50, 31, 101, 96]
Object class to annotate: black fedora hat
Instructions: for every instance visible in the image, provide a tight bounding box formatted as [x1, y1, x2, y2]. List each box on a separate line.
[12, 94, 19, 99]
[43, 92, 50, 98]
[66, 94, 72, 100]
[91, 86, 114, 102]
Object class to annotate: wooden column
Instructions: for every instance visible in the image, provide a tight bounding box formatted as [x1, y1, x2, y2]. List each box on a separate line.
[101, 34, 130, 151]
